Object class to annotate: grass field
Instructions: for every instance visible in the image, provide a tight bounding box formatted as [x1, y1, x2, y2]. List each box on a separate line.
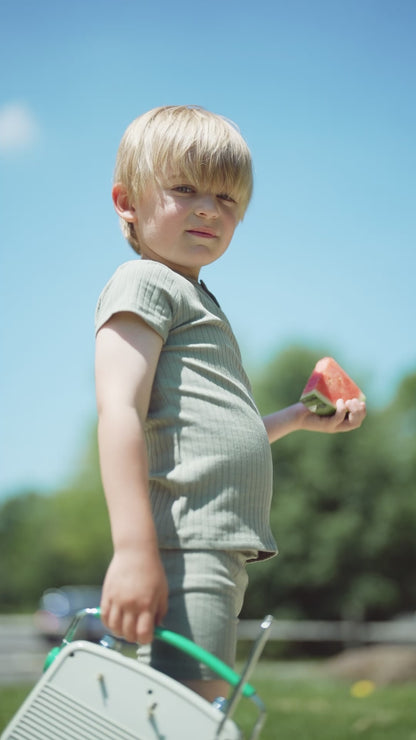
[234, 663, 416, 739]
[1, 664, 415, 738]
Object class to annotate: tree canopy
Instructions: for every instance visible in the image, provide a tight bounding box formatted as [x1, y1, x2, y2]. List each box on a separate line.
[244, 347, 416, 622]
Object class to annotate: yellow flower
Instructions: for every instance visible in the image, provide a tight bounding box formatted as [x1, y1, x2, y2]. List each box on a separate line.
[350, 680, 376, 698]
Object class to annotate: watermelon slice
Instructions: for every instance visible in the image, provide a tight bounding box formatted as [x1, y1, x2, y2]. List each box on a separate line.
[300, 357, 365, 416]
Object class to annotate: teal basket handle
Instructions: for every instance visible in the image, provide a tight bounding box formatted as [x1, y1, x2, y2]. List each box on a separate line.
[44, 606, 256, 698]
[154, 624, 255, 698]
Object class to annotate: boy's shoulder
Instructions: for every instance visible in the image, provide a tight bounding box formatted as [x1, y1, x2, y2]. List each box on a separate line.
[96, 259, 191, 320]
[96, 259, 185, 338]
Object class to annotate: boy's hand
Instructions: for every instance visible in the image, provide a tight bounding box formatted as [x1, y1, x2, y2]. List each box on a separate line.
[298, 398, 366, 433]
[100, 547, 168, 645]
[263, 399, 366, 443]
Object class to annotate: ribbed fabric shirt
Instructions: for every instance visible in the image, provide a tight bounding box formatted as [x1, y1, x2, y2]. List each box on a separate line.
[95, 259, 277, 561]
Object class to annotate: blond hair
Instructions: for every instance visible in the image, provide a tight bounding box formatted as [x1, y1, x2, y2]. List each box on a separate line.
[113, 105, 253, 253]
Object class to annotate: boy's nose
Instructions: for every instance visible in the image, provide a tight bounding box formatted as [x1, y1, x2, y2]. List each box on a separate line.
[194, 194, 219, 218]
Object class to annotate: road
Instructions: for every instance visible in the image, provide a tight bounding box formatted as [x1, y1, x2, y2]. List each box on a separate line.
[0, 615, 46, 686]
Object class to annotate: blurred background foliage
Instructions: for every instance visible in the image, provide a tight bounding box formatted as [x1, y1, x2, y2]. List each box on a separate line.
[1, 346, 415, 623]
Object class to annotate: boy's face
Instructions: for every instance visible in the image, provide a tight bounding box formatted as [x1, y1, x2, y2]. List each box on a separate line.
[122, 176, 239, 280]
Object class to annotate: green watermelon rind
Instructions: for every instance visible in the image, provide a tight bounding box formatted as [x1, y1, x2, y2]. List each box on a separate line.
[300, 389, 337, 416]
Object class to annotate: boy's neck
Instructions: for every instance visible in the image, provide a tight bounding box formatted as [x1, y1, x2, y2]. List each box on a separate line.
[140, 254, 201, 282]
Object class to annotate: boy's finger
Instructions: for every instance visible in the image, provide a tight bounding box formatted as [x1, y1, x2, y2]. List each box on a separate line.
[339, 399, 366, 430]
[104, 602, 123, 637]
[346, 398, 366, 414]
[335, 398, 348, 415]
[136, 611, 155, 644]
[121, 611, 140, 644]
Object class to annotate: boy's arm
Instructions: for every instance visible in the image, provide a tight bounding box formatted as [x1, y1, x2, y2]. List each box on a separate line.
[263, 398, 366, 444]
[95, 311, 168, 645]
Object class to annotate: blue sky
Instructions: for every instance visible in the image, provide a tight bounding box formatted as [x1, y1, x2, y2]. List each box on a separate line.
[1, 0, 415, 498]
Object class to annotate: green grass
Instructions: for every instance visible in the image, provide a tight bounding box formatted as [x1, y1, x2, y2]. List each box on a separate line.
[1, 665, 415, 738]
[0, 685, 33, 732]
[234, 663, 416, 739]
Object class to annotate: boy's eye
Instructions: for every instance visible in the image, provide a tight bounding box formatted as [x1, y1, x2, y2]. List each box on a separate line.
[217, 193, 236, 204]
[172, 185, 195, 194]
[171, 186, 236, 204]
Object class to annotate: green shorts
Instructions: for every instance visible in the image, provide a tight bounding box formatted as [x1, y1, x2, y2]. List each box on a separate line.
[137, 549, 255, 682]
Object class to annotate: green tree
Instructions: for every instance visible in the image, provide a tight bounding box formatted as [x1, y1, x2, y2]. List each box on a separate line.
[0, 491, 49, 610]
[0, 425, 111, 611]
[243, 350, 416, 622]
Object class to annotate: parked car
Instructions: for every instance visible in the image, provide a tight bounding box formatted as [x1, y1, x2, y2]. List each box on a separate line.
[34, 585, 107, 643]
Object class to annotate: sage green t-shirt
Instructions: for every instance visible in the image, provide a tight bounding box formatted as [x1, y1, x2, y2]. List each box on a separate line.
[95, 259, 277, 561]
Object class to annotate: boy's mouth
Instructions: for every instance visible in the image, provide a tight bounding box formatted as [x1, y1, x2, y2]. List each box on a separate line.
[186, 228, 217, 239]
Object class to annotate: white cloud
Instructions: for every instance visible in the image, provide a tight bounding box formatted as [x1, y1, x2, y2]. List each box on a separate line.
[0, 102, 39, 153]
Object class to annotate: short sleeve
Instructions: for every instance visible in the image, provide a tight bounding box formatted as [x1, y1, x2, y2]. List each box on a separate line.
[95, 260, 179, 341]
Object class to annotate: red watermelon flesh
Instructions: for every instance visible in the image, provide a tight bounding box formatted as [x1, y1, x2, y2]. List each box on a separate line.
[300, 357, 365, 416]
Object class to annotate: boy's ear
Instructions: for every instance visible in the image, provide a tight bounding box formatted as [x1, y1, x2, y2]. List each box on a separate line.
[112, 184, 136, 223]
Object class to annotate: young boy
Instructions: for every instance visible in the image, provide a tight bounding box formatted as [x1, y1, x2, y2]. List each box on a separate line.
[95, 105, 366, 702]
